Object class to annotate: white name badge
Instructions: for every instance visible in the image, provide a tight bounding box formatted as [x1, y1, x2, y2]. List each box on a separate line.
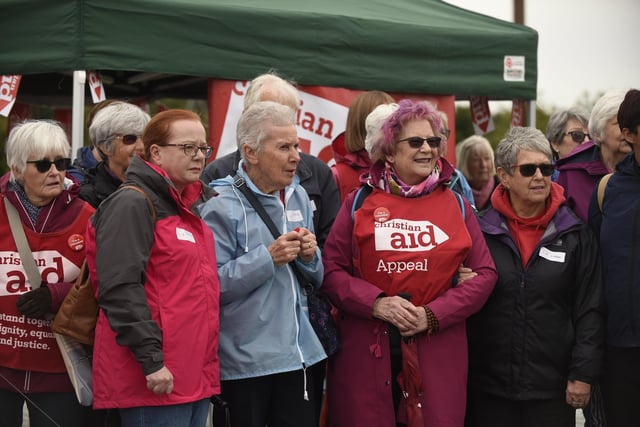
[286, 209, 304, 222]
[176, 228, 195, 243]
[539, 247, 565, 263]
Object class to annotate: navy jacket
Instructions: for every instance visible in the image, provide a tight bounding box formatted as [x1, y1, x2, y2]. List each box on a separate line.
[589, 153, 640, 347]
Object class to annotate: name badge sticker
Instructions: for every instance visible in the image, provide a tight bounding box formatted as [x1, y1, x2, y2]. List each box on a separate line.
[286, 209, 303, 222]
[539, 247, 565, 263]
[176, 228, 195, 243]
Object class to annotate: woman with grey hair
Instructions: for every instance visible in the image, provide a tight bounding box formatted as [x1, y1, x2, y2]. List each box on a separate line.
[80, 101, 150, 207]
[456, 135, 498, 211]
[0, 120, 95, 426]
[546, 107, 590, 161]
[467, 126, 604, 427]
[199, 101, 325, 427]
[556, 89, 628, 222]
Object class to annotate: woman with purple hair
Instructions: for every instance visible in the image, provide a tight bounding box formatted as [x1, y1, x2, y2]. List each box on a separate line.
[322, 99, 497, 426]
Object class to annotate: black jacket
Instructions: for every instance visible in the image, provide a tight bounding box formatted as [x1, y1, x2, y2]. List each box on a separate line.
[202, 150, 340, 249]
[468, 205, 604, 400]
[79, 162, 122, 208]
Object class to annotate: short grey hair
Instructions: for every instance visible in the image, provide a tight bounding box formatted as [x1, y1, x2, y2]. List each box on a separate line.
[456, 135, 496, 179]
[243, 72, 300, 112]
[495, 126, 552, 174]
[88, 101, 150, 155]
[589, 89, 627, 146]
[6, 120, 70, 182]
[237, 101, 296, 159]
[545, 107, 589, 143]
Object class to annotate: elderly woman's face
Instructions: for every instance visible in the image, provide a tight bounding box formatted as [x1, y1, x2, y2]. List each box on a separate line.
[385, 118, 440, 186]
[600, 116, 632, 159]
[14, 151, 68, 207]
[106, 133, 144, 180]
[245, 124, 299, 194]
[552, 118, 589, 159]
[499, 149, 552, 216]
[467, 148, 494, 189]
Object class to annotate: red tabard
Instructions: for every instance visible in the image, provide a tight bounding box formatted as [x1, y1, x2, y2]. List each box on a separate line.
[354, 187, 471, 306]
[0, 204, 93, 373]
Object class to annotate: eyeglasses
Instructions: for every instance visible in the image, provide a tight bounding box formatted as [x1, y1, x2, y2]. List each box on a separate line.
[511, 163, 555, 177]
[26, 158, 72, 173]
[565, 131, 590, 143]
[161, 143, 213, 159]
[397, 136, 442, 149]
[115, 134, 142, 145]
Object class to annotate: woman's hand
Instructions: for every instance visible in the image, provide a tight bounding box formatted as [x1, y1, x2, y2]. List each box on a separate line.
[146, 365, 174, 395]
[269, 231, 303, 267]
[457, 263, 477, 284]
[294, 227, 317, 263]
[566, 380, 591, 409]
[372, 296, 421, 333]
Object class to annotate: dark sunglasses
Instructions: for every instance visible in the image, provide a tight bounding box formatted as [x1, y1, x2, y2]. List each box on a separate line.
[116, 134, 141, 145]
[512, 163, 555, 177]
[397, 136, 442, 149]
[565, 131, 590, 143]
[26, 158, 72, 173]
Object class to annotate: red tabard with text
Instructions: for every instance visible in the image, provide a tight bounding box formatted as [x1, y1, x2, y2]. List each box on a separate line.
[353, 188, 471, 306]
[0, 205, 92, 373]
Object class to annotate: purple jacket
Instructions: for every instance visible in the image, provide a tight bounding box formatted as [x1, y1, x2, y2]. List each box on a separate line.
[322, 166, 497, 427]
[556, 141, 609, 222]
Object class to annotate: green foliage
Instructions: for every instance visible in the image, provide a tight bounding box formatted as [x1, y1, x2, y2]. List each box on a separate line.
[454, 104, 551, 149]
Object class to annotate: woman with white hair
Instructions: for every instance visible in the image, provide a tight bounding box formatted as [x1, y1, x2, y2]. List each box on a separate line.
[0, 120, 94, 426]
[456, 135, 498, 211]
[556, 89, 629, 221]
[199, 101, 325, 427]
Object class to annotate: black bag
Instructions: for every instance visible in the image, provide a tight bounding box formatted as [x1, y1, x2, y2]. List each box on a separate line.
[306, 289, 339, 355]
[232, 175, 339, 355]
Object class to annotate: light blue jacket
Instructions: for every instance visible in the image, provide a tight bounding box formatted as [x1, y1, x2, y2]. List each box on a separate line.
[199, 163, 326, 380]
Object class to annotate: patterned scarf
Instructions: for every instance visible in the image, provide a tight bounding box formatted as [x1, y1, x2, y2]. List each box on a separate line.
[371, 159, 443, 198]
[8, 181, 40, 226]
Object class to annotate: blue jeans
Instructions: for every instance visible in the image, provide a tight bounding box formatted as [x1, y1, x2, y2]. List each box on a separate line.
[119, 398, 210, 427]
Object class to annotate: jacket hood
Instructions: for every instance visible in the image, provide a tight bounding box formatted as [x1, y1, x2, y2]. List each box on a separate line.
[490, 181, 565, 227]
[331, 131, 372, 170]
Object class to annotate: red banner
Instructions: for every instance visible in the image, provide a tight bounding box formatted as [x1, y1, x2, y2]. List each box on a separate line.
[511, 99, 525, 127]
[207, 79, 456, 165]
[469, 96, 494, 135]
[87, 71, 106, 103]
[0, 75, 22, 117]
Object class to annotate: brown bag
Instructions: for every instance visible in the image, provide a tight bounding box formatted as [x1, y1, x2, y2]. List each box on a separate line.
[51, 185, 157, 345]
[52, 261, 97, 345]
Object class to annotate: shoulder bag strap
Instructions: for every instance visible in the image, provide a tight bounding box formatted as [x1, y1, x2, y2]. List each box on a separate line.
[232, 174, 310, 288]
[4, 197, 42, 288]
[121, 185, 157, 223]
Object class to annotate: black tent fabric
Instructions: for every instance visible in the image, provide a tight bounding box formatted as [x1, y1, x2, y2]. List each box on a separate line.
[1, 0, 537, 100]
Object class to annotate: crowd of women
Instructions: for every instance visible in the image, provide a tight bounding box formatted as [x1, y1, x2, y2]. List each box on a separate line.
[0, 77, 638, 427]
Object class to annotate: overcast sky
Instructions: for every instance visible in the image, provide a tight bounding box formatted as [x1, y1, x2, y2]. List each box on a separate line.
[444, 0, 640, 111]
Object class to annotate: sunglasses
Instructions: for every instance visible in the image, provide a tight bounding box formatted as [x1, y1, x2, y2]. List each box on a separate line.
[26, 158, 72, 173]
[512, 163, 555, 177]
[397, 136, 442, 149]
[116, 134, 141, 145]
[161, 143, 213, 159]
[565, 131, 590, 143]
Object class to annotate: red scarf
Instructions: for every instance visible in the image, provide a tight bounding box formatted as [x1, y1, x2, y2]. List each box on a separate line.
[490, 182, 565, 267]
